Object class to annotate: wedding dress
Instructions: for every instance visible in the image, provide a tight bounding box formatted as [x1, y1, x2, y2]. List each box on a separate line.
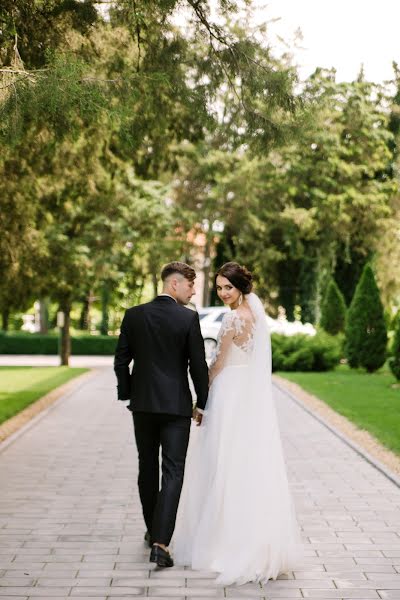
[171, 293, 305, 585]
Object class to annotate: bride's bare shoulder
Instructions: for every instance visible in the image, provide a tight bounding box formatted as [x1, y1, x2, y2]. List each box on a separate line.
[234, 305, 255, 324]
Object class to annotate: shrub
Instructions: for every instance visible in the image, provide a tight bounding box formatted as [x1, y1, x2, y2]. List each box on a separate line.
[389, 319, 400, 381]
[345, 264, 387, 373]
[271, 332, 341, 372]
[320, 279, 347, 335]
[282, 347, 314, 371]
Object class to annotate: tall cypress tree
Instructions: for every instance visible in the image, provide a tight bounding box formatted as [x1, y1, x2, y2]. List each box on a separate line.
[345, 264, 387, 372]
[320, 279, 347, 335]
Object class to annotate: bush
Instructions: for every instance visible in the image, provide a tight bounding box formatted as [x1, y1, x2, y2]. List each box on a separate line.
[320, 279, 347, 335]
[389, 319, 400, 381]
[271, 332, 341, 372]
[345, 264, 387, 373]
[0, 331, 117, 355]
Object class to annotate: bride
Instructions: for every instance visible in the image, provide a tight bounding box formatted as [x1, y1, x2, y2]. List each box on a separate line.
[171, 262, 305, 585]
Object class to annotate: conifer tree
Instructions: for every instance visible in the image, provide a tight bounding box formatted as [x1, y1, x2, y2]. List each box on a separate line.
[320, 279, 347, 335]
[345, 264, 387, 372]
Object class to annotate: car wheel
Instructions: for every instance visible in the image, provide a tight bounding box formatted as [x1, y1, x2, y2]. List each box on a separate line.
[204, 337, 217, 361]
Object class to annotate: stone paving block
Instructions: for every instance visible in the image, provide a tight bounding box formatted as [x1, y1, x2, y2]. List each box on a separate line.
[36, 577, 111, 586]
[355, 558, 395, 565]
[224, 590, 268, 598]
[325, 571, 370, 581]
[148, 588, 224, 597]
[4, 570, 76, 578]
[82, 554, 119, 562]
[77, 569, 150, 577]
[365, 568, 399, 575]
[267, 579, 335, 589]
[255, 589, 302, 598]
[301, 590, 381, 598]
[335, 580, 400, 589]
[110, 597, 183, 600]
[70, 587, 145, 596]
[349, 550, 386, 558]
[149, 570, 216, 579]
[0, 564, 44, 572]
[12, 555, 73, 563]
[378, 592, 400, 599]
[0, 559, 16, 564]
[40, 563, 84, 571]
[0, 588, 71, 596]
[0, 579, 35, 587]
[111, 578, 185, 587]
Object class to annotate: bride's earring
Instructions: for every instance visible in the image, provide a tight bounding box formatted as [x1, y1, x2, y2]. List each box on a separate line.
[238, 293, 243, 306]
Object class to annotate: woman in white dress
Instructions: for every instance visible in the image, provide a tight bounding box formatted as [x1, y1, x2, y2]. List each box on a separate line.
[171, 262, 305, 585]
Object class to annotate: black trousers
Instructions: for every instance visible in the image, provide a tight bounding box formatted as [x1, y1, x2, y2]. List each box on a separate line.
[132, 412, 191, 546]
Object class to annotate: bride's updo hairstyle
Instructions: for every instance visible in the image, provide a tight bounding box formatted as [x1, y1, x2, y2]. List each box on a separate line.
[215, 262, 253, 295]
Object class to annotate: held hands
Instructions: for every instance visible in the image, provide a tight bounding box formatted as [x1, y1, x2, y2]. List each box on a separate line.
[192, 408, 203, 426]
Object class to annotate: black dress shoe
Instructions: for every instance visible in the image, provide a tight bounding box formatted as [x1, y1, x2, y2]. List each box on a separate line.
[144, 531, 152, 548]
[149, 544, 174, 568]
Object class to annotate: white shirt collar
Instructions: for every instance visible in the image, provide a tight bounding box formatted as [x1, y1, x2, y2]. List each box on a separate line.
[159, 293, 177, 303]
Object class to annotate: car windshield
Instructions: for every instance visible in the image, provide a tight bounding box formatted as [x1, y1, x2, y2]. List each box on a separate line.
[198, 311, 210, 320]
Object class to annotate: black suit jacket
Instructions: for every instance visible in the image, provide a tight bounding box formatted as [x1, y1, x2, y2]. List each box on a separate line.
[114, 296, 209, 416]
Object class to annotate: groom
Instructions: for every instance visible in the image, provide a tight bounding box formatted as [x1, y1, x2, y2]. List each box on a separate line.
[114, 262, 209, 567]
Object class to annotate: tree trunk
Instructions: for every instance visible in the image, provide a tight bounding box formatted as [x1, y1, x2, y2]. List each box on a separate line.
[38, 298, 49, 334]
[60, 301, 71, 366]
[152, 271, 158, 298]
[100, 284, 110, 336]
[278, 260, 298, 322]
[79, 295, 90, 330]
[202, 237, 212, 307]
[2, 309, 9, 332]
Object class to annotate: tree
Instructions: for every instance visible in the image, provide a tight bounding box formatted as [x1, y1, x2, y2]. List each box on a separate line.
[320, 279, 347, 335]
[345, 264, 387, 372]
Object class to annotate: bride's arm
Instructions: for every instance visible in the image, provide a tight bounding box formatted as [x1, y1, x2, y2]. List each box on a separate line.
[208, 312, 236, 386]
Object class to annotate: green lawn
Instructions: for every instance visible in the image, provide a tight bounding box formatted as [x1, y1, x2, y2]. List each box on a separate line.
[277, 365, 400, 456]
[0, 367, 88, 425]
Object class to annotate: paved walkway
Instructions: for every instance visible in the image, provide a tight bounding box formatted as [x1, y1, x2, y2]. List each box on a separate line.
[1, 368, 400, 599]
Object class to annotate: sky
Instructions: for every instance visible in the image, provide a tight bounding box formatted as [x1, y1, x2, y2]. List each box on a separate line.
[253, 0, 399, 83]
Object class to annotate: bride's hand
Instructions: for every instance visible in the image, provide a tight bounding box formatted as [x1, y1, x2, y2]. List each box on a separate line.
[192, 408, 203, 426]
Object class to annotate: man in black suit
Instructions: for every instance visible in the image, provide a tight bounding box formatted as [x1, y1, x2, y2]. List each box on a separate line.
[114, 262, 209, 567]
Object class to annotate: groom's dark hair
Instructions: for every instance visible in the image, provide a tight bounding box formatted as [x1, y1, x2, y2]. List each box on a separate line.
[161, 261, 196, 282]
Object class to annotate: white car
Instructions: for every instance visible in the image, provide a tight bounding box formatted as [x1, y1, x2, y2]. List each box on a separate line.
[198, 305, 316, 360]
[198, 307, 229, 360]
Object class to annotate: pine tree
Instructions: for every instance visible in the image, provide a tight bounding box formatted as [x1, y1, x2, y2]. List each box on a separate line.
[320, 279, 347, 335]
[389, 318, 400, 381]
[345, 264, 387, 372]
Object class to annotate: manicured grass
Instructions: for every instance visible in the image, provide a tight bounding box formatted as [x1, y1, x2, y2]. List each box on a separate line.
[277, 364, 400, 456]
[0, 367, 88, 425]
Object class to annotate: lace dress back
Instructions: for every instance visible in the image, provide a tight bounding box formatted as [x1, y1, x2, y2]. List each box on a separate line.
[209, 309, 255, 383]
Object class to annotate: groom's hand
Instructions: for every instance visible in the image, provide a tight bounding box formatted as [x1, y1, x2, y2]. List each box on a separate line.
[192, 408, 203, 426]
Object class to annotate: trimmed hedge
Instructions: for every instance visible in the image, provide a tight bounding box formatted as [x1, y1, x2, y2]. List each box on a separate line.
[0, 331, 117, 355]
[0, 330, 341, 369]
[272, 331, 341, 372]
